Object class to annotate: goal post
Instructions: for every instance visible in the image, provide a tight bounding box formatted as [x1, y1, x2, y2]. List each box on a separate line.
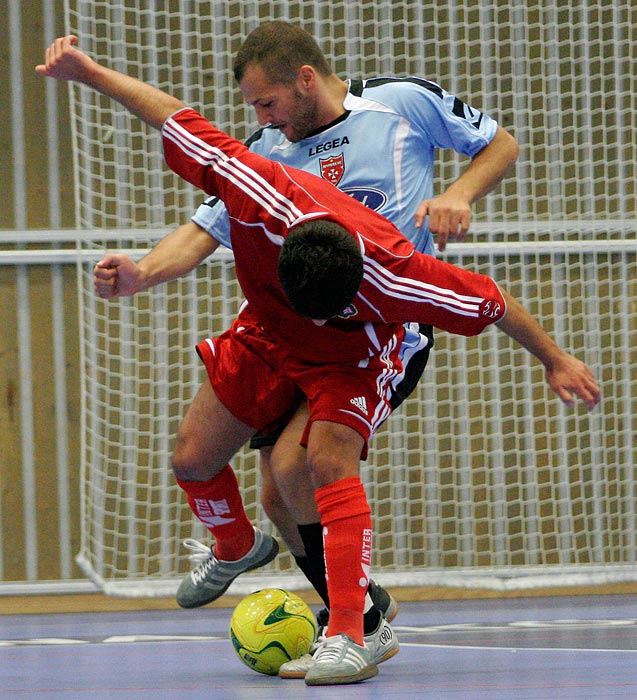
[74, 236, 637, 597]
[65, 1, 637, 596]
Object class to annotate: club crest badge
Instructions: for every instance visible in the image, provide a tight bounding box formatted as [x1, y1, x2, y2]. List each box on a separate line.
[320, 154, 345, 186]
[338, 304, 358, 319]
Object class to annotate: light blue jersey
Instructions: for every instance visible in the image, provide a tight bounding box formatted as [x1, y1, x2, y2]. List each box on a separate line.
[192, 76, 498, 255]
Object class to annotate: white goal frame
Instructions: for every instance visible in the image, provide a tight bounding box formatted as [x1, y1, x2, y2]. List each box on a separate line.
[75, 233, 637, 597]
[64, 0, 637, 596]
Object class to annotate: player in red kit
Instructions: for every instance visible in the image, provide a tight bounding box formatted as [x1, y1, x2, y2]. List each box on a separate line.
[38, 36, 600, 686]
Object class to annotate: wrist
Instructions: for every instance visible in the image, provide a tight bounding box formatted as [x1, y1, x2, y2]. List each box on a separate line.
[539, 344, 567, 372]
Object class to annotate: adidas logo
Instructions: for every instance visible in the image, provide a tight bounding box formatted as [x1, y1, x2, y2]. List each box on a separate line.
[350, 396, 368, 415]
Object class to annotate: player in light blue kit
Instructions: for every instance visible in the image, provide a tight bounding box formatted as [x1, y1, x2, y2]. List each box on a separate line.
[92, 21, 518, 677]
[195, 74, 502, 257]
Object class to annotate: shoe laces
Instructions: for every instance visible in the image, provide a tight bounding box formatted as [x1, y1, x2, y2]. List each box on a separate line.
[313, 634, 346, 662]
[182, 539, 218, 583]
[182, 538, 214, 562]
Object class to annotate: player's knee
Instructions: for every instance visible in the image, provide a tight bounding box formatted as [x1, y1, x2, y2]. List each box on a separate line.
[171, 431, 215, 481]
[269, 442, 304, 484]
[305, 423, 362, 486]
[268, 457, 299, 489]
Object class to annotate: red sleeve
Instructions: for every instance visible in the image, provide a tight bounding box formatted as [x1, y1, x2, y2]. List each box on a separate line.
[360, 243, 506, 336]
[161, 108, 322, 230]
[161, 108, 281, 204]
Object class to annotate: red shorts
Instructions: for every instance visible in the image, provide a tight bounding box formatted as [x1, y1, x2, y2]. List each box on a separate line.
[195, 316, 407, 458]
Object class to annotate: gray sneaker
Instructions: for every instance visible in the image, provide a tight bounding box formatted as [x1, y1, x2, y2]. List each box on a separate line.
[279, 617, 397, 678]
[304, 634, 378, 686]
[176, 528, 279, 608]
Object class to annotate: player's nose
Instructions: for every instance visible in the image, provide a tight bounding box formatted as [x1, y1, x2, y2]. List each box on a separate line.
[254, 105, 272, 126]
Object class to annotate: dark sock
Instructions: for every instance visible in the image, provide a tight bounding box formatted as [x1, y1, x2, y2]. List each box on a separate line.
[293, 554, 328, 608]
[363, 605, 381, 634]
[296, 522, 330, 607]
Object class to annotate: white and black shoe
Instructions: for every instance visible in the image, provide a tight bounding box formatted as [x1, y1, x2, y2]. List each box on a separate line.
[304, 634, 378, 686]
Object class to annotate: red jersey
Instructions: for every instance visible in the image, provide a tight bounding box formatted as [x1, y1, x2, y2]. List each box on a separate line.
[162, 108, 505, 364]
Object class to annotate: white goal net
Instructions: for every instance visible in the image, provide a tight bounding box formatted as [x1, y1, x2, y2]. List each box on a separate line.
[66, 0, 637, 596]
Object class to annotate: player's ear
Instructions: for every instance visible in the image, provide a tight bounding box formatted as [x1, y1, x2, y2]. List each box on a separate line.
[297, 65, 316, 90]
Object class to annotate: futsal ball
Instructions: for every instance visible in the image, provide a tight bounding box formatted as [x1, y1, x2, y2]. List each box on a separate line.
[229, 588, 317, 675]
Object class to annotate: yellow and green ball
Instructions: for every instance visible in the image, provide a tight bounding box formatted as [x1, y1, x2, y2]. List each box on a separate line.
[229, 588, 318, 675]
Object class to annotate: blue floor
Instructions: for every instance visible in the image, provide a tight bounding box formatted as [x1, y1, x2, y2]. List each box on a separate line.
[1, 594, 636, 699]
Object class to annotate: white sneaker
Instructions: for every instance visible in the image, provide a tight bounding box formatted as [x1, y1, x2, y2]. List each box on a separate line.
[278, 651, 316, 678]
[365, 617, 399, 664]
[279, 617, 397, 678]
[304, 634, 378, 686]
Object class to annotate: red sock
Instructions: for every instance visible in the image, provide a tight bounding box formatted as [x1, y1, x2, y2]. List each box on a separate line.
[315, 476, 372, 646]
[176, 465, 254, 561]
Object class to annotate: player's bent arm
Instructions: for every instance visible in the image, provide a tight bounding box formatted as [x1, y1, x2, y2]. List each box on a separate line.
[496, 289, 601, 410]
[94, 221, 219, 298]
[450, 126, 519, 205]
[418, 127, 519, 250]
[36, 35, 185, 130]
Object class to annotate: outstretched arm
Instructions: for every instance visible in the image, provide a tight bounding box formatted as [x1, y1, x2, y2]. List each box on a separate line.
[36, 35, 185, 129]
[496, 289, 601, 410]
[94, 221, 219, 298]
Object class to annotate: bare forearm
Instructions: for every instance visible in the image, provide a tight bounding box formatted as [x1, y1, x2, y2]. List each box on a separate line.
[495, 288, 601, 410]
[36, 35, 185, 130]
[496, 289, 562, 368]
[94, 222, 219, 298]
[84, 64, 185, 130]
[136, 222, 220, 290]
[415, 126, 519, 250]
[445, 126, 519, 204]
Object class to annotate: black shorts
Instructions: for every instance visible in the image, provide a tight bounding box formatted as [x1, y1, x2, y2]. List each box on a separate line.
[248, 324, 434, 450]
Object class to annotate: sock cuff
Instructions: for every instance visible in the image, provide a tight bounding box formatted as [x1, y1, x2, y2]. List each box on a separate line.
[315, 476, 371, 522]
[175, 464, 235, 495]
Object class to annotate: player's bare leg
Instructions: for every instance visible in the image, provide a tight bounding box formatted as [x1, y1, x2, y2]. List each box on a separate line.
[259, 445, 306, 556]
[173, 380, 279, 608]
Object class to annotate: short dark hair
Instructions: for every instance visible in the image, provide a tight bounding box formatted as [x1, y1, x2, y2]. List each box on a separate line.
[233, 21, 332, 84]
[278, 220, 363, 320]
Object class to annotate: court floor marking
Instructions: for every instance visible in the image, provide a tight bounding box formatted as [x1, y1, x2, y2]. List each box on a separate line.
[400, 641, 637, 654]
